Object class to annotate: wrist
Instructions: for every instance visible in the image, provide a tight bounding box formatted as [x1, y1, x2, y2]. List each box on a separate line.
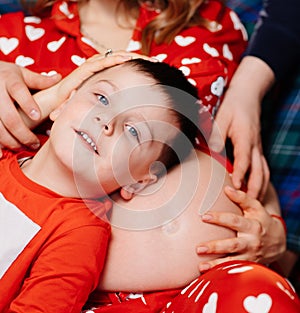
[270, 214, 287, 235]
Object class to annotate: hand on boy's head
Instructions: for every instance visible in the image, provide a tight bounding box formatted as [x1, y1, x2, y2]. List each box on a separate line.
[52, 52, 158, 109]
[0, 62, 63, 155]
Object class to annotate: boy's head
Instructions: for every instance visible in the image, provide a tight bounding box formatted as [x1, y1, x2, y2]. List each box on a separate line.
[49, 59, 199, 199]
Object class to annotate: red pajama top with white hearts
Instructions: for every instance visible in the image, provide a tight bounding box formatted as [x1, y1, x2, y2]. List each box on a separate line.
[0, 0, 247, 139]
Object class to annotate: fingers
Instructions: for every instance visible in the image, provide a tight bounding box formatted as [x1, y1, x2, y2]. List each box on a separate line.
[55, 52, 158, 103]
[0, 85, 40, 149]
[0, 99, 40, 150]
[21, 67, 62, 90]
[231, 138, 252, 190]
[208, 108, 229, 152]
[198, 254, 249, 272]
[197, 237, 248, 256]
[223, 186, 266, 216]
[14, 68, 61, 121]
[60, 54, 132, 92]
[6, 78, 41, 121]
[201, 209, 262, 234]
[247, 150, 270, 201]
[197, 235, 261, 272]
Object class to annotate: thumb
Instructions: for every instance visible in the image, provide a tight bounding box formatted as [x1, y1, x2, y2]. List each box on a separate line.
[21, 67, 62, 90]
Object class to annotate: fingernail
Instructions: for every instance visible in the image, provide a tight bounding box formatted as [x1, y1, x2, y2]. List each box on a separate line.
[201, 214, 212, 221]
[197, 246, 208, 253]
[29, 109, 40, 120]
[150, 57, 159, 62]
[30, 142, 40, 150]
[199, 263, 211, 272]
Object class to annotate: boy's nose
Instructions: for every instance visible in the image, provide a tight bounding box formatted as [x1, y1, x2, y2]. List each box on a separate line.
[94, 115, 113, 135]
[103, 123, 113, 135]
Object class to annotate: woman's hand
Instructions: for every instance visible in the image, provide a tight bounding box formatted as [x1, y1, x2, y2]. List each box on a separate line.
[208, 56, 275, 200]
[0, 61, 61, 155]
[196, 185, 286, 272]
[28, 52, 155, 125]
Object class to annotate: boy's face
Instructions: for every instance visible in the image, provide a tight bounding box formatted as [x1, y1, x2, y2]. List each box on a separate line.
[49, 64, 179, 198]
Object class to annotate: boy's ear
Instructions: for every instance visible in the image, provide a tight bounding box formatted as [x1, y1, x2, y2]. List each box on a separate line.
[120, 174, 158, 200]
[49, 90, 76, 121]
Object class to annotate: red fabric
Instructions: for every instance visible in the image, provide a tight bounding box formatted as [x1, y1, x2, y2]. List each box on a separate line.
[0, 0, 247, 140]
[84, 261, 300, 312]
[0, 150, 111, 313]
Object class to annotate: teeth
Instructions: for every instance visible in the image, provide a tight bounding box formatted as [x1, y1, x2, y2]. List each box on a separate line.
[76, 131, 98, 154]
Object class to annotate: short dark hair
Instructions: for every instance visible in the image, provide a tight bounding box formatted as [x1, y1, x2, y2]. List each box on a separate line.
[124, 59, 199, 176]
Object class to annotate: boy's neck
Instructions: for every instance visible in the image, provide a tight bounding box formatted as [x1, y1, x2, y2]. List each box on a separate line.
[20, 142, 83, 198]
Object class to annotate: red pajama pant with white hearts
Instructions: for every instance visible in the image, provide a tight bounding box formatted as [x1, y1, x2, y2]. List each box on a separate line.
[84, 261, 300, 313]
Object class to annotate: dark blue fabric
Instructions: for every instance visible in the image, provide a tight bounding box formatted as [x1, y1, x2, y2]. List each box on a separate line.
[0, 0, 23, 13]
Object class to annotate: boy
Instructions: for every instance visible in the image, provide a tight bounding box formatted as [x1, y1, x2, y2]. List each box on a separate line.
[0, 58, 199, 312]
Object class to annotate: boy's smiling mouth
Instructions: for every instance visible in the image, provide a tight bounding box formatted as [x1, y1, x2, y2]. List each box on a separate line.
[75, 130, 99, 155]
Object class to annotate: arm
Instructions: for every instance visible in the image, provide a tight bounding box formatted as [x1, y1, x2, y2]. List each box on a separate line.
[209, 0, 300, 199]
[209, 56, 274, 199]
[9, 225, 110, 313]
[247, 0, 300, 80]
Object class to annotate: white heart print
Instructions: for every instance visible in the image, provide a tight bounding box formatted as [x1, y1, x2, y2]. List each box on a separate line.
[71, 55, 86, 67]
[81, 36, 96, 49]
[174, 35, 196, 47]
[203, 292, 218, 313]
[47, 37, 66, 52]
[211, 77, 225, 97]
[0, 37, 19, 55]
[181, 57, 201, 65]
[188, 78, 196, 86]
[59, 1, 74, 19]
[25, 25, 45, 41]
[41, 70, 58, 76]
[153, 54, 167, 62]
[203, 43, 219, 57]
[243, 293, 272, 313]
[229, 11, 248, 41]
[179, 66, 191, 76]
[126, 40, 141, 52]
[24, 16, 41, 24]
[223, 44, 233, 60]
[15, 55, 34, 67]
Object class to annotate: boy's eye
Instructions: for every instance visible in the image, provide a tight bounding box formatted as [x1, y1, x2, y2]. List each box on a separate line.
[97, 94, 109, 106]
[125, 125, 139, 141]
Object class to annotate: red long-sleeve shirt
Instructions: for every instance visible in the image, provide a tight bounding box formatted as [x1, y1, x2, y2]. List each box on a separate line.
[0, 150, 111, 313]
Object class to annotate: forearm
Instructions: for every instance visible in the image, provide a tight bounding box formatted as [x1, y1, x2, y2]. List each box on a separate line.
[227, 56, 275, 102]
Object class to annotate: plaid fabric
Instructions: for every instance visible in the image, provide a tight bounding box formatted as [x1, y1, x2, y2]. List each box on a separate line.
[263, 71, 300, 253]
